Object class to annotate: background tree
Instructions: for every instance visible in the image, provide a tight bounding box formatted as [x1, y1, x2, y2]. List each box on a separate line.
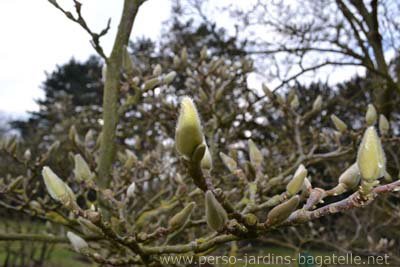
[176, 0, 400, 117]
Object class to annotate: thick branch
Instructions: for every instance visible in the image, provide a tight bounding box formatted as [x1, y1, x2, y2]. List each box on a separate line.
[97, 0, 143, 188]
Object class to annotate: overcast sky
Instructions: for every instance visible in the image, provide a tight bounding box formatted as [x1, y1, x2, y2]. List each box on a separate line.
[0, 0, 171, 117]
[0, 0, 368, 120]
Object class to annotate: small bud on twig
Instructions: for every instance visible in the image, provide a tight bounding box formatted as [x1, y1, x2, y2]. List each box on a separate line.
[286, 164, 307, 196]
[312, 95, 322, 111]
[365, 104, 377, 126]
[168, 202, 196, 230]
[379, 114, 389, 135]
[266, 195, 299, 226]
[338, 163, 360, 189]
[330, 115, 347, 133]
[42, 166, 75, 205]
[357, 126, 385, 182]
[175, 97, 204, 159]
[67, 231, 89, 252]
[73, 154, 94, 183]
[219, 152, 237, 173]
[248, 139, 263, 169]
[205, 191, 228, 232]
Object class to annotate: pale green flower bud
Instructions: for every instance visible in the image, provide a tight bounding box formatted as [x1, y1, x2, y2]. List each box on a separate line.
[181, 47, 188, 64]
[126, 181, 136, 198]
[163, 71, 176, 84]
[262, 83, 274, 100]
[290, 94, 299, 109]
[248, 139, 263, 169]
[219, 152, 237, 173]
[42, 166, 75, 204]
[379, 114, 389, 135]
[153, 64, 162, 76]
[365, 104, 377, 126]
[175, 97, 204, 159]
[78, 217, 102, 236]
[168, 202, 196, 230]
[73, 154, 93, 183]
[338, 163, 360, 189]
[266, 195, 299, 226]
[312, 95, 322, 111]
[142, 77, 161, 92]
[200, 46, 208, 60]
[124, 149, 138, 169]
[205, 191, 228, 232]
[357, 127, 386, 181]
[201, 145, 213, 170]
[286, 164, 307, 196]
[67, 232, 88, 253]
[330, 114, 347, 133]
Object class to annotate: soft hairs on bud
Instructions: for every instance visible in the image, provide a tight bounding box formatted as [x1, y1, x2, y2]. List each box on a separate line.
[219, 152, 237, 173]
[205, 191, 228, 232]
[175, 97, 204, 158]
[42, 166, 75, 203]
[338, 163, 361, 189]
[365, 104, 377, 126]
[266, 196, 299, 226]
[357, 127, 386, 181]
[168, 202, 196, 230]
[201, 145, 213, 170]
[248, 139, 263, 168]
[73, 154, 93, 182]
[286, 164, 307, 196]
[379, 114, 389, 135]
[330, 115, 347, 133]
[67, 232, 88, 252]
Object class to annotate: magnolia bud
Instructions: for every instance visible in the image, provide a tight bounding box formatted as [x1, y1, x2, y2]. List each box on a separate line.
[67, 232, 88, 253]
[219, 152, 237, 173]
[330, 115, 347, 133]
[200, 46, 208, 60]
[379, 114, 389, 135]
[78, 217, 102, 235]
[357, 127, 385, 181]
[338, 163, 360, 189]
[286, 164, 307, 196]
[290, 94, 299, 109]
[73, 154, 93, 183]
[201, 145, 213, 170]
[173, 56, 181, 68]
[266, 195, 299, 226]
[181, 47, 188, 64]
[168, 202, 196, 230]
[244, 213, 258, 226]
[163, 71, 176, 84]
[248, 139, 263, 169]
[143, 77, 161, 92]
[262, 83, 274, 100]
[205, 191, 228, 232]
[175, 97, 204, 159]
[312, 95, 322, 111]
[365, 104, 377, 126]
[126, 181, 136, 198]
[24, 149, 31, 161]
[153, 64, 162, 76]
[42, 167, 75, 204]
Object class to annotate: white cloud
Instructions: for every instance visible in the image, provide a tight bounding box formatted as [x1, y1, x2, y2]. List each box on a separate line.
[0, 0, 171, 117]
